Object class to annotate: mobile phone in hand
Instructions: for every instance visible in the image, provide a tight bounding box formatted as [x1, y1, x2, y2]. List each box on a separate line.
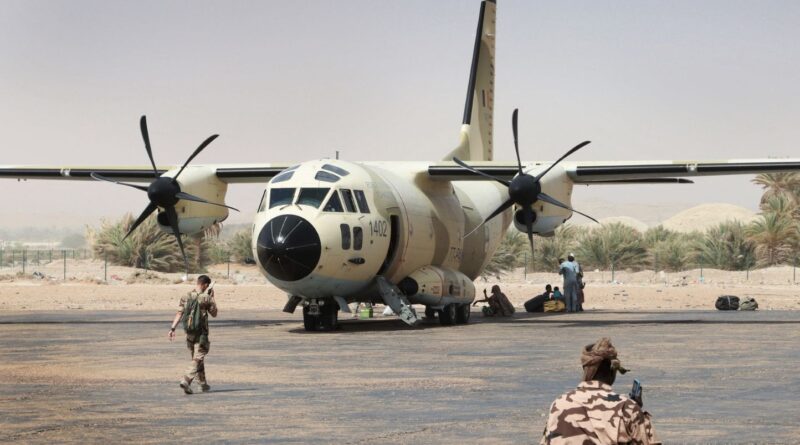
[630, 379, 642, 406]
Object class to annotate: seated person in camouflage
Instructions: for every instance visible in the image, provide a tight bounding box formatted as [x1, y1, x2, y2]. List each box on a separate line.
[168, 275, 218, 394]
[541, 337, 660, 444]
[473, 285, 515, 317]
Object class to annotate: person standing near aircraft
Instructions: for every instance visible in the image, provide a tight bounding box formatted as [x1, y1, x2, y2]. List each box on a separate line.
[168, 275, 218, 394]
[569, 254, 585, 312]
[559, 258, 579, 313]
[540, 337, 660, 444]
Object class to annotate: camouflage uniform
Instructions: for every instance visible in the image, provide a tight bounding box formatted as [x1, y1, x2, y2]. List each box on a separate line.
[541, 381, 660, 444]
[177, 290, 218, 386]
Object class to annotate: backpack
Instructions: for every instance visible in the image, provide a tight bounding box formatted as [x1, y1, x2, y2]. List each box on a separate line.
[181, 294, 204, 336]
[739, 297, 758, 311]
[715, 295, 740, 311]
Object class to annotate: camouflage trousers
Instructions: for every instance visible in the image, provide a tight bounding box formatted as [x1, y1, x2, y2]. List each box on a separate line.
[184, 340, 209, 385]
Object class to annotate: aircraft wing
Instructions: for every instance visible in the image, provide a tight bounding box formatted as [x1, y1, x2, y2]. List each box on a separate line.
[0, 164, 293, 184]
[427, 158, 800, 183]
[564, 159, 800, 183]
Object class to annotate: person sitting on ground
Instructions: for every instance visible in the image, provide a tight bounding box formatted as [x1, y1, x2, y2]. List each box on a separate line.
[552, 286, 563, 301]
[473, 285, 515, 317]
[540, 337, 661, 444]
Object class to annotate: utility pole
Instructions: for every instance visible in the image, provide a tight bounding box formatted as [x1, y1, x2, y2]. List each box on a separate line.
[63, 250, 67, 280]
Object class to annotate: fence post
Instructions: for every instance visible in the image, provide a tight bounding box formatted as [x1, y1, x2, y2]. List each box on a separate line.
[63, 250, 67, 280]
[22, 250, 26, 275]
[523, 252, 527, 280]
[611, 263, 615, 283]
[104, 251, 108, 282]
[49, 249, 52, 263]
[227, 257, 231, 279]
[794, 256, 797, 284]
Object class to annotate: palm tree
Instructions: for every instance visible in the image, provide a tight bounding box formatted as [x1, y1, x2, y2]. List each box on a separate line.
[484, 231, 528, 279]
[87, 214, 210, 273]
[746, 212, 799, 266]
[693, 221, 756, 270]
[652, 237, 693, 272]
[576, 223, 649, 271]
[534, 225, 581, 271]
[753, 172, 800, 207]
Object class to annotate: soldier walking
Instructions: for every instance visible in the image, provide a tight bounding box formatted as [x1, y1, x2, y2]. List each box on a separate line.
[540, 337, 660, 444]
[168, 275, 218, 394]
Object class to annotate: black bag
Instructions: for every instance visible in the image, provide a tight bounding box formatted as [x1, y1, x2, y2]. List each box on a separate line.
[715, 295, 740, 311]
[524, 294, 549, 313]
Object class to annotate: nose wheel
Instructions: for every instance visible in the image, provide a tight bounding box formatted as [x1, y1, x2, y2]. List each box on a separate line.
[303, 301, 339, 331]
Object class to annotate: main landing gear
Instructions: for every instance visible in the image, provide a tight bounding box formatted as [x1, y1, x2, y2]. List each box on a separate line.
[302, 300, 339, 332]
[431, 303, 471, 326]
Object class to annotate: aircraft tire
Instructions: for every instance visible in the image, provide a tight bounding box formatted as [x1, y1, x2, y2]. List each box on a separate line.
[439, 304, 456, 326]
[455, 304, 471, 324]
[425, 306, 436, 319]
[320, 303, 339, 331]
[302, 306, 320, 332]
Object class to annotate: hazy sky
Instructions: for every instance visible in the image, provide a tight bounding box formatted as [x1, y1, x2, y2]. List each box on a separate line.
[1, 0, 799, 228]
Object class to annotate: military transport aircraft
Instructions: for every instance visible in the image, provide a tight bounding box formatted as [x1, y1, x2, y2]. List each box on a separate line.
[2, 0, 799, 331]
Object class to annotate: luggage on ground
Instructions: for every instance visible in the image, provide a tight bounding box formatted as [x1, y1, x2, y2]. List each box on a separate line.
[544, 300, 566, 313]
[739, 297, 758, 311]
[524, 294, 549, 313]
[715, 295, 740, 311]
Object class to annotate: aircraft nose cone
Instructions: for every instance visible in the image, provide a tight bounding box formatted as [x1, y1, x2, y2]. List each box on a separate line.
[256, 215, 321, 282]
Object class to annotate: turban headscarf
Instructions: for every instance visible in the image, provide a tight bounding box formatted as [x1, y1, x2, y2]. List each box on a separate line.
[581, 337, 628, 381]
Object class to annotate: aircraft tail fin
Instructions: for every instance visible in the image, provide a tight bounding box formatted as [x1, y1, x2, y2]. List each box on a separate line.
[444, 0, 496, 162]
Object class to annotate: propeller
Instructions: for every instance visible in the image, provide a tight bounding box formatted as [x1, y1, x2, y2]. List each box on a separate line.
[454, 108, 598, 258]
[91, 115, 239, 275]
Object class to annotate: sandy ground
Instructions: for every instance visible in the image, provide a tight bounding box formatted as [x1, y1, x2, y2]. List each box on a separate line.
[1, 262, 798, 312]
[1, 309, 798, 444]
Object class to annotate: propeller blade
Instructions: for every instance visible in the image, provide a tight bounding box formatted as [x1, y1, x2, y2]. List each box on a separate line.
[465, 198, 514, 237]
[537, 192, 599, 223]
[140, 116, 159, 178]
[165, 205, 190, 275]
[523, 205, 535, 259]
[174, 134, 219, 181]
[534, 140, 591, 182]
[452, 157, 510, 186]
[175, 191, 240, 212]
[123, 202, 158, 241]
[512, 108, 523, 175]
[90, 172, 149, 192]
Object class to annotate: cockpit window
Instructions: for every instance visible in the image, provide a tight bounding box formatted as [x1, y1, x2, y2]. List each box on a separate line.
[341, 189, 357, 212]
[297, 188, 329, 208]
[269, 188, 295, 208]
[314, 171, 340, 183]
[271, 171, 294, 183]
[322, 164, 350, 177]
[257, 190, 267, 213]
[323, 191, 344, 212]
[353, 190, 370, 214]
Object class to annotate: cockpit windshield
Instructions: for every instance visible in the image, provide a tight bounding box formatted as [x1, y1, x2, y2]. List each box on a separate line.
[269, 188, 296, 208]
[297, 188, 330, 208]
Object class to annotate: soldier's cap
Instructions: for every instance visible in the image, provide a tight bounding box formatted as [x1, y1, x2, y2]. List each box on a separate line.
[581, 337, 628, 381]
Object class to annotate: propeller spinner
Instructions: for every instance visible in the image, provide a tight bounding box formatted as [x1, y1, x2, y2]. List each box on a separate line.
[454, 108, 598, 257]
[91, 116, 239, 275]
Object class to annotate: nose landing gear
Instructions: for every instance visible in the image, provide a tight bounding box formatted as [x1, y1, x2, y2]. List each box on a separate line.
[302, 299, 339, 331]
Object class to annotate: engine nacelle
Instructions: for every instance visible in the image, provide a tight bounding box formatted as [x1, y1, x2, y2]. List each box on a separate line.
[156, 166, 230, 235]
[512, 206, 564, 236]
[397, 265, 476, 307]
